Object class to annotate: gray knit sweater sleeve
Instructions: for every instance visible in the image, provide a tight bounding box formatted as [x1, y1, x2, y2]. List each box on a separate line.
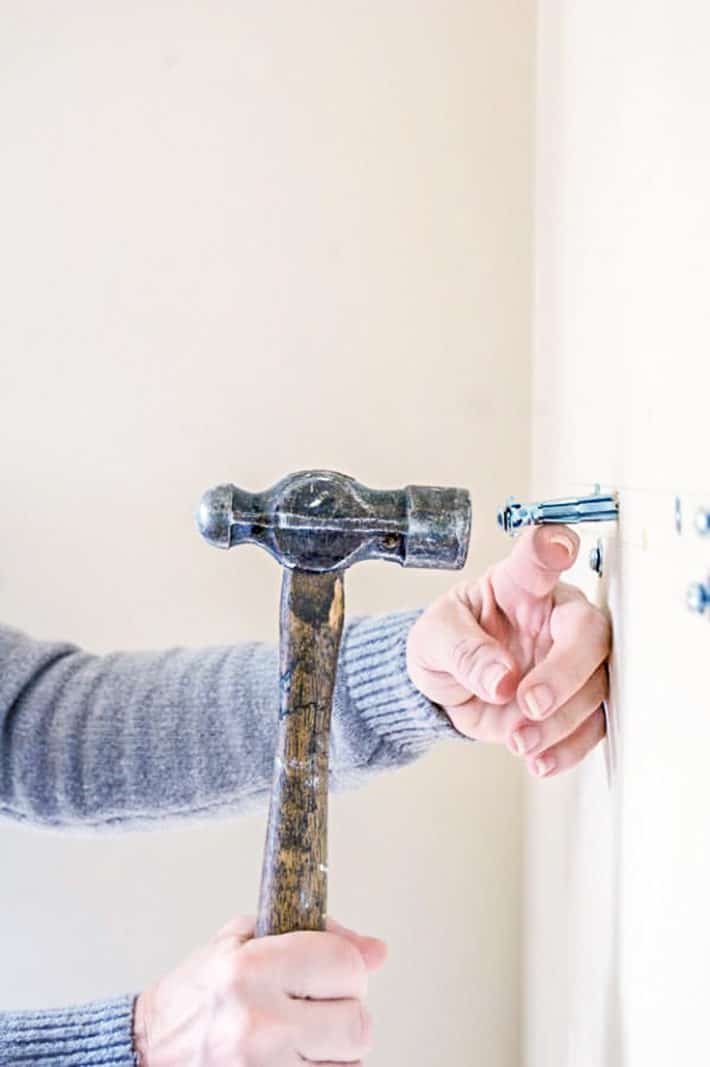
[0, 997, 136, 1066]
[0, 611, 457, 1064]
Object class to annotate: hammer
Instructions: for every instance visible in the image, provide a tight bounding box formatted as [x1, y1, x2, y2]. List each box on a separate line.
[196, 469, 471, 937]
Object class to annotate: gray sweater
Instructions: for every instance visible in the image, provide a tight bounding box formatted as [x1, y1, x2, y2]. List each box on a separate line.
[0, 611, 455, 1065]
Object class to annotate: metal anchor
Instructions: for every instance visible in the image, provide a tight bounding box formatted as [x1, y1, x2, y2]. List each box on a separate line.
[497, 489, 619, 536]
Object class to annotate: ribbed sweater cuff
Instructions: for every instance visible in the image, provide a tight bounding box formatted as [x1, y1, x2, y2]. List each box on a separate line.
[0, 994, 137, 1066]
[342, 609, 459, 757]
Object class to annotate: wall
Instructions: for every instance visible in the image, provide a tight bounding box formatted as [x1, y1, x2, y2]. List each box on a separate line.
[528, 3, 710, 1064]
[0, 4, 533, 1065]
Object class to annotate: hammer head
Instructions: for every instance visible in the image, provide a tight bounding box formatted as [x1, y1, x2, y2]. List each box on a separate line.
[196, 470, 471, 573]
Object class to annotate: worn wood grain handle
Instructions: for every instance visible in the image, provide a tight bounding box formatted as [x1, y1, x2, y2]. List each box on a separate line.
[255, 568, 345, 937]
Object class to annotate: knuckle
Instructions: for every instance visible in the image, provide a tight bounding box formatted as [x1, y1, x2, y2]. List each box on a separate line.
[582, 603, 610, 644]
[206, 942, 242, 994]
[321, 938, 368, 1000]
[450, 637, 488, 681]
[450, 637, 475, 678]
[213, 916, 255, 945]
[232, 938, 268, 985]
[329, 934, 366, 982]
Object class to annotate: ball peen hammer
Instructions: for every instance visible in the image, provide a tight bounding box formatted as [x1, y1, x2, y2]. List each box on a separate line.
[196, 469, 471, 937]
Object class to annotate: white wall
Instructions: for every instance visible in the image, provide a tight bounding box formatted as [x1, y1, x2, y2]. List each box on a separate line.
[0, 4, 533, 1064]
[528, 3, 710, 1064]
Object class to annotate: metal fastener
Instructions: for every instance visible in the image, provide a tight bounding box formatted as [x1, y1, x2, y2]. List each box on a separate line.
[686, 580, 710, 616]
[589, 540, 604, 576]
[694, 508, 710, 536]
[497, 490, 619, 536]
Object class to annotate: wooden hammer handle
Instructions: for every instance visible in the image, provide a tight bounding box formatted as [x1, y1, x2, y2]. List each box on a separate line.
[255, 568, 345, 937]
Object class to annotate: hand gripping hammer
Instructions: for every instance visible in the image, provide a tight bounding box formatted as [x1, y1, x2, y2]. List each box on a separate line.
[196, 470, 471, 937]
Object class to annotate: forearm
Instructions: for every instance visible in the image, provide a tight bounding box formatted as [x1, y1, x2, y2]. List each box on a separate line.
[0, 996, 136, 1066]
[0, 612, 456, 829]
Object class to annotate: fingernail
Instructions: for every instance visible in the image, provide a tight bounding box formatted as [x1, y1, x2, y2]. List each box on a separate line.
[525, 684, 554, 719]
[550, 533, 575, 557]
[534, 754, 556, 777]
[481, 661, 510, 699]
[512, 725, 541, 754]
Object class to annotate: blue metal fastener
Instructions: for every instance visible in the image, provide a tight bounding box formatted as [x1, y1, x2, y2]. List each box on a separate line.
[687, 580, 710, 616]
[695, 508, 710, 536]
[497, 490, 619, 536]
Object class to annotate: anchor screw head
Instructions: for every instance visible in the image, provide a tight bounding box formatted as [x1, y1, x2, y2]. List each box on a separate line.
[686, 581, 710, 615]
[589, 541, 604, 576]
[694, 508, 710, 537]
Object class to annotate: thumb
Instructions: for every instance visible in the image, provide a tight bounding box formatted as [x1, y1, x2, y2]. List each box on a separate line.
[409, 593, 518, 707]
[326, 919, 388, 972]
[491, 525, 580, 606]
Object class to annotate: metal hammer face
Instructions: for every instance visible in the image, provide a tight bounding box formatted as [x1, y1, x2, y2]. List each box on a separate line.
[196, 470, 471, 938]
[196, 469, 471, 572]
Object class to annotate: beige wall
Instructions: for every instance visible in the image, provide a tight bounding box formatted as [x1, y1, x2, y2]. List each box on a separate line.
[0, 4, 534, 1064]
[528, 3, 710, 1064]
